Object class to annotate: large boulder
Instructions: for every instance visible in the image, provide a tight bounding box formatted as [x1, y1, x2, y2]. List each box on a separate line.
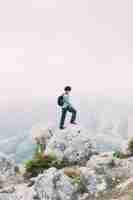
[0, 153, 23, 188]
[0, 154, 35, 199]
[86, 152, 114, 169]
[0, 153, 17, 176]
[34, 167, 79, 200]
[45, 124, 97, 164]
[33, 166, 108, 200]
[82, 153, 133, 198]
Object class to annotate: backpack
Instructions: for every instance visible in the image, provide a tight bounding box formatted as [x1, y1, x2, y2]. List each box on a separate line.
[57, 95, 64, 106]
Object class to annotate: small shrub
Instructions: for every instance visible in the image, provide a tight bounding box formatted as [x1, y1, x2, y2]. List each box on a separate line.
[24, 144, 68, 178]
[25, 154, 56, 177]
[71, 175, 86, 193]
[113, 151, 126, 159]
[64, 168, 86, 194]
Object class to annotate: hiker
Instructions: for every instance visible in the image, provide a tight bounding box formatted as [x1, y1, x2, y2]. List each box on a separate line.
[58, 86, 77, 129]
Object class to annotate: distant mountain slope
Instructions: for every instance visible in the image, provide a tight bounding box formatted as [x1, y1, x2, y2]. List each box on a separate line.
[0, 96, 132, 163]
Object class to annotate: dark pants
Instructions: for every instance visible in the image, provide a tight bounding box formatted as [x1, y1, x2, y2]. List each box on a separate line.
[60, 106, 77, 128]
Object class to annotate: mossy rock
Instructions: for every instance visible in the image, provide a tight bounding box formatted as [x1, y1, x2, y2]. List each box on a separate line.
[25, 152, 67, 178]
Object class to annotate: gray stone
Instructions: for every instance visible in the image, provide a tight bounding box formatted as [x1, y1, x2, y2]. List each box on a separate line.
[45, 125, 97, 164]
[34, 167, 79, 200]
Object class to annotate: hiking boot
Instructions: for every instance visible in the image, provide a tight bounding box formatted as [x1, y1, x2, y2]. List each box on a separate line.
[71, 122, 77, 125]
[60, 126, 66, 130]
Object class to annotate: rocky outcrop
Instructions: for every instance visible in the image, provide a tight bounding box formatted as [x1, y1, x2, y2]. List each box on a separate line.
[0, 154, 27, 200]
[34, 167, 80, 200]
[44, 124, 97, 164]
[1, 151, 133, 200]
[2, 124, 133, 200]
[84, 152, 133, 198]
[0, 153, 23, 189]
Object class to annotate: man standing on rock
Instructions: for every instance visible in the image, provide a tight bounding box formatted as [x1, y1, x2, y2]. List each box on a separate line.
[58, 86, 77, 129]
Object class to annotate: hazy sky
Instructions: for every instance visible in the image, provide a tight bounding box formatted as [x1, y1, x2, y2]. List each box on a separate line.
[0, 0, 133, 100]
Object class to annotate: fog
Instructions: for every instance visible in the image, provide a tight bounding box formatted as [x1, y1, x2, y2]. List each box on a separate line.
[0, 0, 133, 100]
[1, 0, 133, 163]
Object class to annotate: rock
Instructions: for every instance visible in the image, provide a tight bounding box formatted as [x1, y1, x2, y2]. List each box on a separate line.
[45, 124, 97, 164]
[0, 154, 24, 191]
[117, 177, 133, 192]
[79, 193, 90, 200]
[0, 184, 35, 200]
[31, 124, 54, 145]
[18, 164, 26, 176]
[86, 152, 114, 169]
[1, 150, 133, 200]
[0, 186, 15, 193]
[0, 193, 16, 200]
[121, 139, 133, 157]
[0, 153, 23, 188]
[82, 154, 133, 197]
[34, 167, 79, 200]
[3, 120, 133, 200]
[0, 153, 17, 176]
[14, 184, 35, 200]
[80, 167, 97, 194]
[63, 167, 81, 177]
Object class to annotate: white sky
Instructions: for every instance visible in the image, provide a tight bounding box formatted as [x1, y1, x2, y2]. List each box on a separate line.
[0, 0, 133, 100]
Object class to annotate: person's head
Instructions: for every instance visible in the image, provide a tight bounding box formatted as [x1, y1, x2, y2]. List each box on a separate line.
[64, 86, 72, 94]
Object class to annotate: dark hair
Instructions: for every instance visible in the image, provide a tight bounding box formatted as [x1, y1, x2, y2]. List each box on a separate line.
[64, 86, 72, 91]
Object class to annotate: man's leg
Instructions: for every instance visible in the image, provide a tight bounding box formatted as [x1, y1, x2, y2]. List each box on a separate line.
[68, 106, 77, 123]
[60, 108, 67, 129]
